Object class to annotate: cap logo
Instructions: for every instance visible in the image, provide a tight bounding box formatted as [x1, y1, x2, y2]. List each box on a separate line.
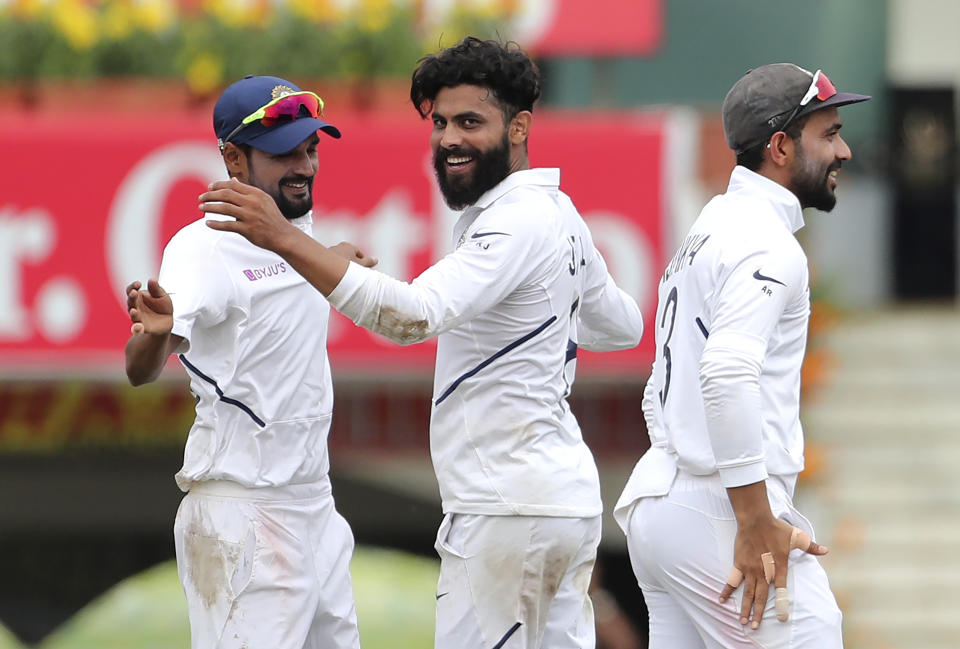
[271, 85, 298, 100]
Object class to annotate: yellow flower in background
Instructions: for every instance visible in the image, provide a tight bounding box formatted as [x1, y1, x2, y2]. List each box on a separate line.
[8, 0, 46, 20]
[51, 0, 99, 50]
[134, 0, 176, 33]
[202, 0, 268, 29]
[186, 51, 223, 95]
[102, 0, 136, 40]
[355, 0, 391, 33]
[285, 0, 341, 24]
[467, 0, 502, 22]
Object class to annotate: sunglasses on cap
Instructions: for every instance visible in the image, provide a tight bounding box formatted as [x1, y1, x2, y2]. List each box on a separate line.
[778, 69, 837, 134]
[221, 91, 326, 147]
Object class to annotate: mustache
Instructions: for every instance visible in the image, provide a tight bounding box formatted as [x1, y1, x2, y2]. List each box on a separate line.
[280, 174, 314, 185]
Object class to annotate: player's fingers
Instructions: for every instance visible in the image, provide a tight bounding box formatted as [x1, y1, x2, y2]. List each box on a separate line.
[206, 218, 240, 233]
[738, 580, 754, 626]
[356, 254, 379, 268]
[198, 190, 247, 210]
[720, 567, 742, 602]
[775, 587, 790, 622]
[200, 201, 245, 221]
[791, 527, 828, 555]
[146, 278, 167, 298]
[750, 579, 769, 629]
[131, 322, 144, 335]
[125, 280, 141, 293]
[761, 552, 775, 584]
[206, 178, 248, 193]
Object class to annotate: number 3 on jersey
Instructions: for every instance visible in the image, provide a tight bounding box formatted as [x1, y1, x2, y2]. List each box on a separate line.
[658, 286, 678, 406]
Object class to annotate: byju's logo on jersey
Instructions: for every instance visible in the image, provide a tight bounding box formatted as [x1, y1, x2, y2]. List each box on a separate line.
[242, 263, 287, 281]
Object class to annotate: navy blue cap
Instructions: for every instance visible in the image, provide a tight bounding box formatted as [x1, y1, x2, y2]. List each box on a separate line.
[213, 75, 341, 154]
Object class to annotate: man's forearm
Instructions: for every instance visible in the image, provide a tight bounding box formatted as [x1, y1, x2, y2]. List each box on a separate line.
[125, 332, 172, 386]
[727, 480, 774, 525]
[272, 228, 350, 297]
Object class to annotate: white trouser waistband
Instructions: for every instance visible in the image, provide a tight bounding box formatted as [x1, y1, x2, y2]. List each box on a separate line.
[186, 476, 332, 501]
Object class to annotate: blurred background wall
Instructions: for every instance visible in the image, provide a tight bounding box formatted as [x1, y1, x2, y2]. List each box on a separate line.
[1, 0, 958, 647]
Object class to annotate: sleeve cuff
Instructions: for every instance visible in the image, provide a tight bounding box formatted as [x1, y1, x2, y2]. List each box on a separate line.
[326, 260, 368, 309]
[718, 460, 769, 489]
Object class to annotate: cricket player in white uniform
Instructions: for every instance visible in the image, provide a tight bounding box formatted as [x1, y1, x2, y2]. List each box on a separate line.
[124, 75, 376, 649]
[614, 63, 870, 648]
[200, 38, 644, 649]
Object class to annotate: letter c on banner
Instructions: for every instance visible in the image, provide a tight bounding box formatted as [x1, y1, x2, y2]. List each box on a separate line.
[106, 142, 224, 308]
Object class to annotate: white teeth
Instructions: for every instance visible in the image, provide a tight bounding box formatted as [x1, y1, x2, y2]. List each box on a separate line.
[829, 171, 838, 178]
[447, 156, 472, 164]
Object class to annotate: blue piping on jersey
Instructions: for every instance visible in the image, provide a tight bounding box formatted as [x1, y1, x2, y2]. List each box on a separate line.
[434, 315, 558, 406]
[566, 339, 578, 363]
[179, 354, 266, 428]
[492, 622, 522, 649]
[695, 317, 709, 339]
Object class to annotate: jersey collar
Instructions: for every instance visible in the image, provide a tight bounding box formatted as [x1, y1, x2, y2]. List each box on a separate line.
[729, 166, 805, 233]
[289, 210, 313, 233]
[471, 168, 561, 210]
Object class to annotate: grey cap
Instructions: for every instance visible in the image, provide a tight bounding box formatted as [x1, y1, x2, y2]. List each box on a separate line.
[721, 63, 871, 154]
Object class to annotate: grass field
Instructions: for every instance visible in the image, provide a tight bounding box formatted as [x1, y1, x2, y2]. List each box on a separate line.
[1, 546, 439, 649]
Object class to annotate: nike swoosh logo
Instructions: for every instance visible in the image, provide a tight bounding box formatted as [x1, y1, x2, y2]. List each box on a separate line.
[436, 592, 448, 600]
[471, 231, 510, 239]
[753, 270, 785, 286]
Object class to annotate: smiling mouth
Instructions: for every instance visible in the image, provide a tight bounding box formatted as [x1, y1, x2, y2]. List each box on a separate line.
[281, 178, 311, 194]
[445, 155, 474, 172]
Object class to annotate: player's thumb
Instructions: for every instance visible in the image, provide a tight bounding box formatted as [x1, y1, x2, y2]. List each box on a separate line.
[146, 278, 167, 298]
[791, 527, 828, 555]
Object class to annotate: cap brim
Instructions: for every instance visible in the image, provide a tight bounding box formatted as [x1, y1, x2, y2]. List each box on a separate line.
[798, 92, 872, 119]
[239, 118, 341, 154]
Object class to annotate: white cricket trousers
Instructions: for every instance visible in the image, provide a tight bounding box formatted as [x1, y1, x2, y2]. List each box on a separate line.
[434, 513, 601, 649]
[174, 478, 361, 649]
[623, 472, 843, 649]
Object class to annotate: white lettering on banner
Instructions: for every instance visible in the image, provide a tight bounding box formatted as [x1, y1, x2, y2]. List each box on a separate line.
[106, 142, 224, 308]
[585, 210, 655, 312]
[35, 277, 86, 343]
[0, 207, 55, 340]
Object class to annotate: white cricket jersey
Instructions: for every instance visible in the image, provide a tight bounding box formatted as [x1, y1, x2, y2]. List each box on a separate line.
[616, 166, 810, 519]
[328, 168, 643, 517]
[159, 212, 334, 491]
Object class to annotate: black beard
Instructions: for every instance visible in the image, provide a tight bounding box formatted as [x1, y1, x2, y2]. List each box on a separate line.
[270, 175, 314, 220]
[248, 161, 314, 220]
[433, 133, 511, 210]
[791, 143, 839, 212]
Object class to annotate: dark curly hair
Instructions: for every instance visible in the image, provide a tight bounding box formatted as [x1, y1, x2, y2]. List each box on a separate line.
[410, 36, 541, 123]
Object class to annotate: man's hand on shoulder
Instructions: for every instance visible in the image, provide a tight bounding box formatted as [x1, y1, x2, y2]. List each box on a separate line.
[201, 178, 301, 254]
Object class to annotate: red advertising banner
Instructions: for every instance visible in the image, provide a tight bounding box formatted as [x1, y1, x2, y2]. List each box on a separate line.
[525, 0, 662, 56]
[0, 108, 667, 378]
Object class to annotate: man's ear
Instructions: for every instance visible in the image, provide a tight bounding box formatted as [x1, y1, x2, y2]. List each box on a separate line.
[221, 142, 248, 178]
[767, 131, 794, 168]
[509, 111, 532, 145]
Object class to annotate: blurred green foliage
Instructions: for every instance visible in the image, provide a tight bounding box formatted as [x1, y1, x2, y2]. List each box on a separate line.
[0, 0, 509, 93]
